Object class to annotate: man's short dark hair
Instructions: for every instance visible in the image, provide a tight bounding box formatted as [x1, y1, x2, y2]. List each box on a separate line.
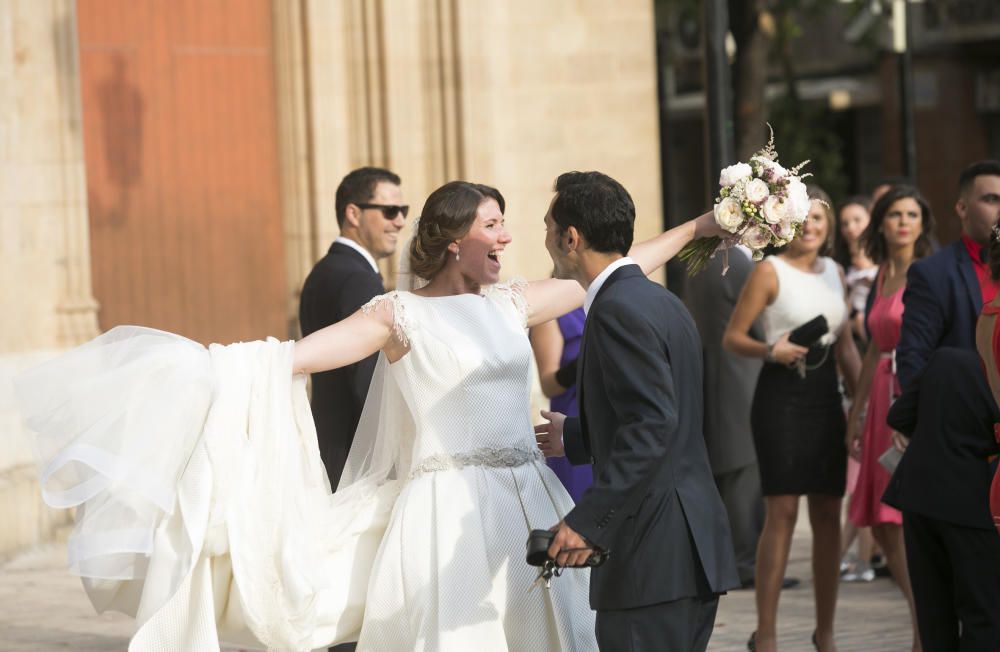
[958, 160, 1000, 196]
[335, 167, 401, 227]
[551, 171, 635, 255]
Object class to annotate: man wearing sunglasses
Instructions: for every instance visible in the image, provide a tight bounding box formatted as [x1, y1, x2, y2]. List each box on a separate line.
[299, 167, 407, 510]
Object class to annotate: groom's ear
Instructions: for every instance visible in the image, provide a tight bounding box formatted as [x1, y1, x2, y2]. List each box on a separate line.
[565, 225, 581, 252]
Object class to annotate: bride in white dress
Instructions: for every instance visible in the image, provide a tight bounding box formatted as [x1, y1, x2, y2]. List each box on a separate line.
[16, 180, 718, 651]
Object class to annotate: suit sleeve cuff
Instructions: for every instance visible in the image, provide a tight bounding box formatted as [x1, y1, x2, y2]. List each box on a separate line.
[563, 417, 590, 465]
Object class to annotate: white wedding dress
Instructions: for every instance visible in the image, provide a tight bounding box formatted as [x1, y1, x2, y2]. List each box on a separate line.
[16, 280, 596, 651]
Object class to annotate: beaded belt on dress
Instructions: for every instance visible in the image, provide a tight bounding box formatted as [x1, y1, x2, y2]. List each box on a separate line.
[409, 444, 544, 479]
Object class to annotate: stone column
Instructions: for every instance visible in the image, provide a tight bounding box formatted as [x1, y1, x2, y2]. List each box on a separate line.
[52, 1, 100, 347]
[0, 0, 96, 559]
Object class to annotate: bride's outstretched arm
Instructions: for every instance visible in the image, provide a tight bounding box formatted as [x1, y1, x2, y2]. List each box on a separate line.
[523, 210, 720, 327]
[292, 301, 396, 375]
[629, 210, 718, 274]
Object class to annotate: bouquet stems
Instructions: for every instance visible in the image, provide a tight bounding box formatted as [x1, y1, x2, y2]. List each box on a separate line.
[677, 236, 722, 276]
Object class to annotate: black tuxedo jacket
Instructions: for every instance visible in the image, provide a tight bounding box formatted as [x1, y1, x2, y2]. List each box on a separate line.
[563, 264, 739, 611]
[299, 242, 385, 488]
[896, 240, 982, 390]
[884, 347, 1000, 530]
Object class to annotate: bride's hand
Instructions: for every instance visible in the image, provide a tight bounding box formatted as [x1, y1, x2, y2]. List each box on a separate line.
[535, 410, 565, 457]
[693, 209, 726, 239]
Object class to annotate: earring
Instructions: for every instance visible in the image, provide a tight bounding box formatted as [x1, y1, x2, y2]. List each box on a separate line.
[455, 247, 461, 262]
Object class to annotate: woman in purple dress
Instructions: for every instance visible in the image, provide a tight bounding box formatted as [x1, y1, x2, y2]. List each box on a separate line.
[530, 307, 592, 500]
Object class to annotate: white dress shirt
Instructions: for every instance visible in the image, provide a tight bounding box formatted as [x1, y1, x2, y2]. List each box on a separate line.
[584, 256, 636, 315]
[335, 236, 379, 274]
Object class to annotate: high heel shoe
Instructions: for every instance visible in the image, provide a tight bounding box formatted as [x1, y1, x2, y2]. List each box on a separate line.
[747, 631, 756, 651]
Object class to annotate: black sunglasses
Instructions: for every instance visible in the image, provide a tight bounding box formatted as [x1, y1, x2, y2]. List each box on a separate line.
[355, 203, 409, 220]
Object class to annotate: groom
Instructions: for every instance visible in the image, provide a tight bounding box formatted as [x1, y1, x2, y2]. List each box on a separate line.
[536, 172, 738, 651]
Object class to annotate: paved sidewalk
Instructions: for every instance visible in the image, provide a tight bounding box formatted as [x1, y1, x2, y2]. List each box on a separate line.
[2, 523, 915, 651]
[709, 521, 916, 651]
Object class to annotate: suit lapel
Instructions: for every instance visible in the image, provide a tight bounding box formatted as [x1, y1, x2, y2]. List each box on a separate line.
[576, 264, 644, 431]
[954, 241, 983, 315]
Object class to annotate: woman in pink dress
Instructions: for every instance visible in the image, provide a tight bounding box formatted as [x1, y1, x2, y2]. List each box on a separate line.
[846, 185, 935, 652]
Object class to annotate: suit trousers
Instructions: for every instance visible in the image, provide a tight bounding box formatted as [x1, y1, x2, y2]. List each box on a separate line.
[902, 511, 1000, 652]
[595, 595, 719, 652]
[714, 462, 764, 584]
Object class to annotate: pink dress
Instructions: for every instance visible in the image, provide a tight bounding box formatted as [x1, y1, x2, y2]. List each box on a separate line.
[849, 270, 904, 526]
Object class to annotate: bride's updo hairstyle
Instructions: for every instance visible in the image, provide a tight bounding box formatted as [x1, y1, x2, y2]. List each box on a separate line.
[410, 180, 505, 280]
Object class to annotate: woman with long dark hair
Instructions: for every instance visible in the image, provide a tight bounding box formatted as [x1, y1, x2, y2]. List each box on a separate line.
[846, 185, 934, 651]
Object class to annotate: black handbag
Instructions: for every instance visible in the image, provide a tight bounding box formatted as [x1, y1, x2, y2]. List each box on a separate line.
[788, 315, 829, 348]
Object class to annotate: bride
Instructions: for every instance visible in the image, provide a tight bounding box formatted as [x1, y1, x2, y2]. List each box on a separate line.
[17, 179, 718, 651]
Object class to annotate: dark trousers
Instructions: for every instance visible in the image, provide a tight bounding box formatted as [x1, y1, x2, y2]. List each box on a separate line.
[902, 511, 1000, 652]
[330, 643, 356, 652]
[715, 462, 765, 584]
[595, 595, 719, 652]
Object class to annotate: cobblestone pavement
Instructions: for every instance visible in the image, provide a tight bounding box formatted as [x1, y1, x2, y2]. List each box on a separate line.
[3, 521, 915, 651]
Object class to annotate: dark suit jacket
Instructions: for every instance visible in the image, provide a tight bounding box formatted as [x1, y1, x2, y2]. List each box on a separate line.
[563, 264, 739, 611]
[299, 242, 385, 488]
[685, 248, 763, 475]
[884, 347, 1000, 530]
[896, 240, 981, 390]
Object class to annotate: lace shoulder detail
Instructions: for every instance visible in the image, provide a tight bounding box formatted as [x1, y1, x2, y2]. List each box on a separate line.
[361, 291, 416, 346]
[485, 278, 529, 328]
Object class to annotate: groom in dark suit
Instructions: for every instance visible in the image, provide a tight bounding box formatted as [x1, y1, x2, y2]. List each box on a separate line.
[536, 172, 739, 651]
[299, 167, 407, 491]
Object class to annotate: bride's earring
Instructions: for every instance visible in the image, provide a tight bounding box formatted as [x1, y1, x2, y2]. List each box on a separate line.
[455, 247, 461, 262]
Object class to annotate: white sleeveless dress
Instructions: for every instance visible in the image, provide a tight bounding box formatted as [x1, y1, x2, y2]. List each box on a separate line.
[15, 282, 596, 651]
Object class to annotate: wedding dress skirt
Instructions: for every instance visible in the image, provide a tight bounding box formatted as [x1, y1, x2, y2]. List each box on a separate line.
[16, 284, 596, 651]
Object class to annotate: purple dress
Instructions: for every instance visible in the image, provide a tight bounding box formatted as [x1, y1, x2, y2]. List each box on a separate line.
[547, 308, 593, 501]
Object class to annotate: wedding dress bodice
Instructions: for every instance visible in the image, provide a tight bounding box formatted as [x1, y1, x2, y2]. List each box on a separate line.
[366, 286, 542, 477]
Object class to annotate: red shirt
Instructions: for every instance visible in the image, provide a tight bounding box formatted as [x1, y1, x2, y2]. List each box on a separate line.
[962, 234, 999, 305]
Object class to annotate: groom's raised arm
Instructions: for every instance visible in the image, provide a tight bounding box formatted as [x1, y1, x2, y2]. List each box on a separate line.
[564, 304, 677, 551]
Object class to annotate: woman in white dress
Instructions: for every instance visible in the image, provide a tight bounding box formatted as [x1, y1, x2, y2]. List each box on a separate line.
[17, 180, 720, 652]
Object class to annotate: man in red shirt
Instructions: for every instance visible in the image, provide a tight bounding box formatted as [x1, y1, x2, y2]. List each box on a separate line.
[896, 160, 1000, 389]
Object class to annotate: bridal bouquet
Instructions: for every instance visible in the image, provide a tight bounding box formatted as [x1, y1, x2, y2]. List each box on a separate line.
[678, 127, 813, 274]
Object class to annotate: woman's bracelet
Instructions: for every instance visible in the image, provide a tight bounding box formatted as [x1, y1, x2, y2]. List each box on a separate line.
[764, 343, 777, 363]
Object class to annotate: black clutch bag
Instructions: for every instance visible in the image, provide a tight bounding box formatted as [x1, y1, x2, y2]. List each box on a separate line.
[525, 529, 609, 568]
[788, 315, 829, 348]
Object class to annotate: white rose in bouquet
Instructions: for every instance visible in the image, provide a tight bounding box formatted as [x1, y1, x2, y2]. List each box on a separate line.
[786, 177, 811, 223]
[745, 178, 770, 204]
[762, 195, 787, 224]
[714, 197, 745, 233]
[719, 162, 753, 188]
[743, 224, 772, 250]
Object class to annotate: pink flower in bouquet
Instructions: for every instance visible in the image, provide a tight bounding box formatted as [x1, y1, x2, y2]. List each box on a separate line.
[744, 224, 772, 250]
[774, 218, 795, 241]
[753, 155, 787, 181]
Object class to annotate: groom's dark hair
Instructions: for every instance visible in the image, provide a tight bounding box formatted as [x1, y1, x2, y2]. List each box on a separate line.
[551, 171, 635, 255]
